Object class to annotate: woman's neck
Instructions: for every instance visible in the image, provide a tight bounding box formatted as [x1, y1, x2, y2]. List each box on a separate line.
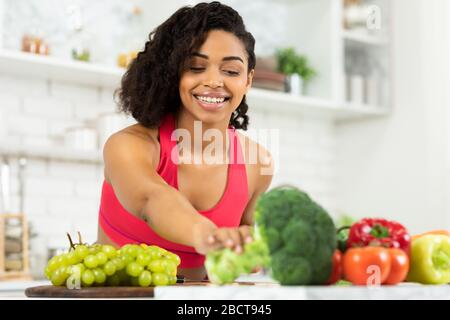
[175, 109, 231, 164]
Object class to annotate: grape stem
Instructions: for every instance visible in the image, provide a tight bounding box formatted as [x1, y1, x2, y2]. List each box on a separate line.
[77, 231, 83, 245]
[67, 232, 76, 250]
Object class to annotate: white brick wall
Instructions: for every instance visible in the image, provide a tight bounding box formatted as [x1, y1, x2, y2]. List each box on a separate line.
[8, 115, 49, 136]
[0, 75, 115, 257]
[49, 82, 100, 104]
[247, 108, 337, 215]
[0, 74, 48, 97]
[0, 73, 339, 276]
[23, 97, 74, 119]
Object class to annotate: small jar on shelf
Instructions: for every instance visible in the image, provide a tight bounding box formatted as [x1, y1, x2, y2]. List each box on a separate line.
[21, 27, 50, 56]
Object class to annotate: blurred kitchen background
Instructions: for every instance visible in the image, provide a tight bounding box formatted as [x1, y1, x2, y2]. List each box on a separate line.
[0, 0, 449, 281]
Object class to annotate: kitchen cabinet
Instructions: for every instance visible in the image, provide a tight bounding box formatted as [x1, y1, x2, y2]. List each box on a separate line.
[267, 0, 392, 118]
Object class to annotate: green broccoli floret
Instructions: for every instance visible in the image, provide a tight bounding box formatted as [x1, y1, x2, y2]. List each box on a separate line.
[205, 186, 336, 286]
[205, 237, 270, 285]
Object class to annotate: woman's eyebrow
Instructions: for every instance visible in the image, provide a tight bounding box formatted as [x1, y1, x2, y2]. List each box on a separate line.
[192, 52, 244, 64]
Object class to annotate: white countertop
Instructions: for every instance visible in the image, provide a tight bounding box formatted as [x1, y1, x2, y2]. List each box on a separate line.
[155, 275, 450, 300]
[155, 282, 450, 300]
[2, 276, 450, 300]
[0, 280, 50, 299]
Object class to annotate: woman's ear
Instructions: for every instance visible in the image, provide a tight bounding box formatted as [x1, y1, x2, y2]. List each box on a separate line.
[245, 69, 254, 94]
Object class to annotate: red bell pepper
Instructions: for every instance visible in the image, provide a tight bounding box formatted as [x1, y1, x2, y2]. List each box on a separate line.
[327, 250, 343, 284]
[347, 218, 411, 255]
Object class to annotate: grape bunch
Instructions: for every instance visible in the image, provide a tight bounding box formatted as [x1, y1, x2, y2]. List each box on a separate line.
[45, 234, 181, 288]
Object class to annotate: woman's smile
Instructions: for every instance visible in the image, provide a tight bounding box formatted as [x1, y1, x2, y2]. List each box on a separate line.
[192, 92, 231, 111]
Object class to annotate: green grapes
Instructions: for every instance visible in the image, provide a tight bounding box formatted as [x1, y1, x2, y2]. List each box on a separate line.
[136, 253, 151, 266]
[83, 255, 98, 269]
[74, 245, 89, 260]
[152, 273, 169, 286]
[139, 271, 152, 287]
[81, 269, 95, 286]
[106, 274, 121, 286]
[45, 242, 181, 288]
[126, 262, 143, 277]
[95, 252, 108, 266]
[148, 260, 166, 273]
[101, 245, 117, 259]
[111, 257, 125, 271]
[92, 268, 106, 285]
[103, 261, 116, 276]
[50, 267, 68, 286]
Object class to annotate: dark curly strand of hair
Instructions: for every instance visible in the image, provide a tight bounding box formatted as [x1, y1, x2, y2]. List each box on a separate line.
[115, 1, 255, 130]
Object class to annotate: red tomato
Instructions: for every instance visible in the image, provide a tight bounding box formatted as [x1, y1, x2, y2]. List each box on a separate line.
[384, 248, 409, 285]
[327, 250, 343, 284]
[343, 247, 391, 285]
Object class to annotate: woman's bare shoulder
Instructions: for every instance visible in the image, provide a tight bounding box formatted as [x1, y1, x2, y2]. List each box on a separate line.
[103, 123, 160, 182]
[105, 123, 158, 152]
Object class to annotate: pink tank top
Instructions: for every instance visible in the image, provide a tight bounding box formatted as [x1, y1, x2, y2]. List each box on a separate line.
[98, 113, 249, 268]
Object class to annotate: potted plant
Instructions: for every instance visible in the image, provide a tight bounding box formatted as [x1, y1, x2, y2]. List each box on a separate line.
[275, 47, 317, 95]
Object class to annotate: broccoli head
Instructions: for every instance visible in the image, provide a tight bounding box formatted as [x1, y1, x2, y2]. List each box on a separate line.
[205, 186, 336, 286]
[255, 186, 336, 285]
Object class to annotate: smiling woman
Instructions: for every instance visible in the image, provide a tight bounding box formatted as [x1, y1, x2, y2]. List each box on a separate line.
[180, 30, 254, 124]
[97, 1, 273, 281]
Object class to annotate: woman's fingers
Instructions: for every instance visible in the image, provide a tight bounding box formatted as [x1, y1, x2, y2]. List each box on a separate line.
[214, 228, 235, 248]
[238, 225, 253, 244]
[211, 227, 253, 254]
[199, 226, 255, 255]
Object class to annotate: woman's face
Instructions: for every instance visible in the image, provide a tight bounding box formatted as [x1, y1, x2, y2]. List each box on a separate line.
[179, 29, 254, 126]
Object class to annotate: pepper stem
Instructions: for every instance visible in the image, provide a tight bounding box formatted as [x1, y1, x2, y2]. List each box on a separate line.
[369, 224, 390, 238]
[433, 249, 450, 269]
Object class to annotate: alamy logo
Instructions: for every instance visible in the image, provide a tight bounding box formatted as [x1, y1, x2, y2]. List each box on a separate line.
[170, 121, 278, 176]
[66, 266, 81, 290]
[366, 265, 381, 287]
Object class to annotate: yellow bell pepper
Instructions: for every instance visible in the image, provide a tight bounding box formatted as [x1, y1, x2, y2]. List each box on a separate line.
[406, 235, 450, 284]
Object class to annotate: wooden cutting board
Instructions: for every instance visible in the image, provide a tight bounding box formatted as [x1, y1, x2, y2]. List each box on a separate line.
[25, 281, 257, 298]
[25, 285, 157, 298]
[25, 282, 210, 298]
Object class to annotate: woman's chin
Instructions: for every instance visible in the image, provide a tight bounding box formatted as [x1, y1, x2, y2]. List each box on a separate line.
[189, 107, 230, 126]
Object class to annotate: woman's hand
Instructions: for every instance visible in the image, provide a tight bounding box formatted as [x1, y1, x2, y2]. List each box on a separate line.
[193, 223, 253, 255]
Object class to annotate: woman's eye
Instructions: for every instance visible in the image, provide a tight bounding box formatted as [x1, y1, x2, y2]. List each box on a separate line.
[224, 70, 240, 76]
[190, 67, 205, 72]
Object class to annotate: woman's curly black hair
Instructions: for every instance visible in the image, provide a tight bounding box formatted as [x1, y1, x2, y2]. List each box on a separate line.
[115, 1, 255, 130]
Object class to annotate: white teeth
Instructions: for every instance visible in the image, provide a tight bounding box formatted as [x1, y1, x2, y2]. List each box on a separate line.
[195, 95, 226, 103]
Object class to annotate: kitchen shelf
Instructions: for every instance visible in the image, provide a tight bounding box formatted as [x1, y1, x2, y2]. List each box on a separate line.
[0, 49, 123, 88]
[247, 88, 389, 120]
[248, 88, 336, 114]
[336, 102, 390, 121]
[0, 49, 389, 121]
[342, 30, 389, 46]
[0, 140, 103, 164]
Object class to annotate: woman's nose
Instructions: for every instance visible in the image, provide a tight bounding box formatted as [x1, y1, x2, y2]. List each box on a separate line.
[203, 69, 224, 88]
[207, 80, 224, 88]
